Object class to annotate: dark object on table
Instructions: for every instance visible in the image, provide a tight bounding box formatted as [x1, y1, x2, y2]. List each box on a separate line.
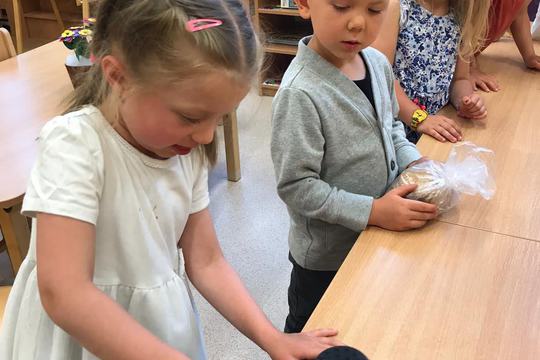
[64, 54, 92, 89]
[65, 65, 91, 89]
[316, 346, 369, 360]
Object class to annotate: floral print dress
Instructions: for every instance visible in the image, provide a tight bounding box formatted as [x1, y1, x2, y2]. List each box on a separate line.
[393, 0, 461, 142]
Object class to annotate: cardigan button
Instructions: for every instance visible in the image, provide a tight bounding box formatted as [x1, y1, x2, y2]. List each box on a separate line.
[391, 160, 396, 171]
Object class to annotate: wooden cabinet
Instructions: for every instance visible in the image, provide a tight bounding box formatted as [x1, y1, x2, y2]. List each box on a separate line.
[19, 0, 89, 51]
[252, 0, 311, 96]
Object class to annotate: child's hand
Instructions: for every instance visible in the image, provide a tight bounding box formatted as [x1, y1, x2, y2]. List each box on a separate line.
[457, 94, 487, 120]
[369, 184, 438, 231]
[470, 70, 500, 92]
[267, 329, 342, 360]
[417, 115, 462, 143]
[524, 54, 540, 71]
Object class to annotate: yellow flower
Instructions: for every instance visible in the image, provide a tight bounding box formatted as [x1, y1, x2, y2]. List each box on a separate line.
[61, 30, 74, 38]
[79, 29, 93, 36]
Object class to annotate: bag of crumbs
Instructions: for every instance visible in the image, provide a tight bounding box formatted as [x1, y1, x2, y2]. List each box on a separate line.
[388, 142, 496, 213]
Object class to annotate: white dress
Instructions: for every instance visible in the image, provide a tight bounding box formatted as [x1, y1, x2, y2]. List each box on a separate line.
[0, 105, 209, 359]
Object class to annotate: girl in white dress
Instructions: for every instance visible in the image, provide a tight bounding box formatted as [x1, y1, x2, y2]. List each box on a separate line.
[0, 0, 340, 358]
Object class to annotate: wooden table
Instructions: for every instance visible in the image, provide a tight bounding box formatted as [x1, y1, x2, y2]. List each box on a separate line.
[0, 41, 242, 273]
[305, 39, 540, 359]
[306, 225, 540, 359]
[416, 38, 540, 242]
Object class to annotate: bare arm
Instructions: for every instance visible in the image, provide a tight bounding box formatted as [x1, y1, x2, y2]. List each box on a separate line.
[451, 56, 488, 119]
[371, 0, 400, 64]
[180, 208, 339, 359]
[371, 0, 414, 122]
[372, 0, 418, 124]
[180, 209, 279, 351]
[37, 213, 186, 360]
[450, 55, 474, 109]
[372, 0, 462, 142]
[371, 0, 428, 125]
[510, 3, 540, 70]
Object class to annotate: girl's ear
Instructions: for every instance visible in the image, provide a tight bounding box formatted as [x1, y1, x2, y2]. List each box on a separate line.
[100, 55, 129, 96]
[295, 0, 311, 19]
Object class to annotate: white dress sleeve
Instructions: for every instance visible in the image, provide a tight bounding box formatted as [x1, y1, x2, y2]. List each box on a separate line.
[189, 148, 210, 214]
[22, 115, 104, 225]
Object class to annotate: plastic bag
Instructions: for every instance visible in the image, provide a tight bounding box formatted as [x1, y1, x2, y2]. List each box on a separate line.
[388, 142, 496, 213]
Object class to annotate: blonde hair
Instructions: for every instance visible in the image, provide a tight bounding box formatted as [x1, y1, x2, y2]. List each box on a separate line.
[450, 0, 490, 59]
[65, 0, 263, 165]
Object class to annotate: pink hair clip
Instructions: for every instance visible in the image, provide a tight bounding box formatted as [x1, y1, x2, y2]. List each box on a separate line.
[186, 18, 223, 32]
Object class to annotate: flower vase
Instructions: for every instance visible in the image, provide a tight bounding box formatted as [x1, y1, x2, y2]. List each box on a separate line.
[65, 53, 92, 88]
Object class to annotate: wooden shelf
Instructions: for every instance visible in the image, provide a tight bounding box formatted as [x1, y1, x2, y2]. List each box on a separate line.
[23, 37, 50, 52]
[254, 1, 308, 96]
[261, 83, 279, 96]
[257, 7, 299, 16]
[24, 10, 81, 23]
[265, 43, 297, 55]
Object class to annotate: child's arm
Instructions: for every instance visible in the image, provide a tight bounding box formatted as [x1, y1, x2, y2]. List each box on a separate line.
[450, 57, 488, 119]
[180, 209, 340, 359]
[394, 80, 462, 142]
[367, 65, 440, 231]
[272, 88, 437, 232]
[36, 213, 187, 360]
[511, 3, 540, 70]
[372, 0, 462, 143]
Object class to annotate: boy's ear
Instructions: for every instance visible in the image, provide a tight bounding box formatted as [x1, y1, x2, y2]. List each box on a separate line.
[295, 0, 311, 19]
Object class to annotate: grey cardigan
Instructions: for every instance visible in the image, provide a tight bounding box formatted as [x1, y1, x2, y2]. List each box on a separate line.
[271, 37, 420, 271]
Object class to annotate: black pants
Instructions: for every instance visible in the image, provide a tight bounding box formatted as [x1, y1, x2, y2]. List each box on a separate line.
[284, 254, 337, 333]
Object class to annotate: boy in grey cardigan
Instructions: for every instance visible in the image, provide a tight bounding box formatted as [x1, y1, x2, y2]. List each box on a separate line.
[271, 0, 438, 333]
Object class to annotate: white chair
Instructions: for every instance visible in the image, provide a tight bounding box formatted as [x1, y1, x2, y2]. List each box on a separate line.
[0, 26, 15, 60]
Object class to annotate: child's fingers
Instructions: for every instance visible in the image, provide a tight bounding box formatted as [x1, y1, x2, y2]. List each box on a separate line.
[442, 117, 462, 133]
[397, 219, 428, 230]
[407, 220, 428, 229]
[486, 78, 500, 91]
[427, 129, 447, 142]
[318, 337, 345, 347]
[435, 125, 458, 143]
[441, 119, 462, 138]
[306, 328, 339, 338]
[409, 210, 438, 221]
[390, 184, 418, 197]
[461, 96, 486, 118]
[466, 95, 482, 109]
[526, 55, 540, 71]
[468, 102, 486, 114]
[461, 94, 481, 110]
[476, 80, 491, 93]
[407, 199, 438, 214]
[471, 110, 488, 119]
[469, 109, 487, 118]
